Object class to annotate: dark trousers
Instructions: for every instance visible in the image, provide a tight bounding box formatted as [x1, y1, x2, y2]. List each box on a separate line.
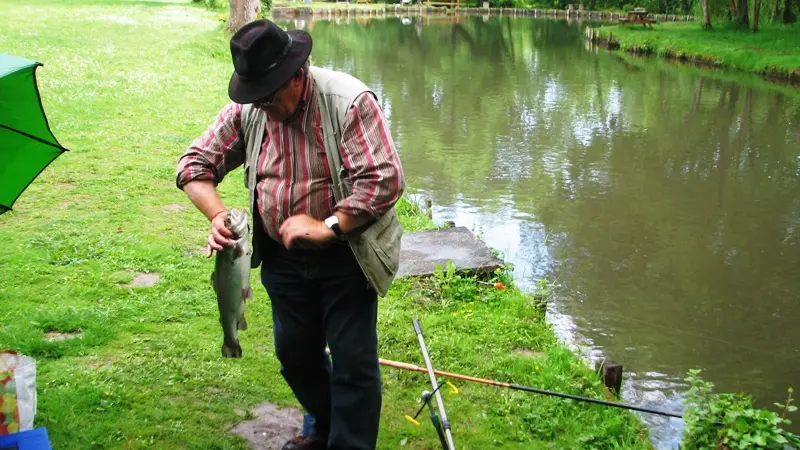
[259, 236, 382, 450]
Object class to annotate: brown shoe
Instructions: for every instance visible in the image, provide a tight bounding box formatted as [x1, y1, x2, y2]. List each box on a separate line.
[281, 436, 326, 450]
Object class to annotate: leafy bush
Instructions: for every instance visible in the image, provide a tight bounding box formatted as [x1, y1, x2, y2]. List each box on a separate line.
[682, 369, 800, 449]
[260, 0, 272, 16]
[191, 0, 226, 9]
[431, 261, 481, 306]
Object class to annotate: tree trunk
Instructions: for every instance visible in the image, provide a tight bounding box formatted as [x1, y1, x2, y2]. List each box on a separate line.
[228, 0, 260, 33]
[784, 0, 797, 23]
[728, 0, 738, 20]
[703, 0, 713, 28]
[738, 0, 750, 27]
[753, 0, 762, 29]
[690, 77, 705, 114]
[773, 0, 783, 20]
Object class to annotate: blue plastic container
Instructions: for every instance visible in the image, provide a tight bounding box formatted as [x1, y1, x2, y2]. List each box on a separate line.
[0, 428, 51, 450]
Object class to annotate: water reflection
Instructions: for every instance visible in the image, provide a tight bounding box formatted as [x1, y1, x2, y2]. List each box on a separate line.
[280, 15, 800, 448]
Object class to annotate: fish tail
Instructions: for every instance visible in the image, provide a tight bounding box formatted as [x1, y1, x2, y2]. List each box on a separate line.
[222, 340, 242, 358]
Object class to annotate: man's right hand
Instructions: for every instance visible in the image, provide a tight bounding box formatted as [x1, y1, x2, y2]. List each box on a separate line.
[206, 210, 235, 257]
[180, 180, 235, 258]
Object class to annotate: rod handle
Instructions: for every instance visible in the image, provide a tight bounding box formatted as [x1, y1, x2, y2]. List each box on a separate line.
[413, 317, 422, 335]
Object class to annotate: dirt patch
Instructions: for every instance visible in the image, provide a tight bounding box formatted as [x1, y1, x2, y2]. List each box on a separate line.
[119, 272, 161, 288]
[515, 349, 547, 359]
[86, 359, 113, 371]
[152, 6, 216, 25]
[89, 14, 140, 25]
[44, 331, 83, 342]
[57, 194, 88, 210]
[162, 203, 190, 213]
[184, 246, 207, 258]
[231, 403, 304, 450]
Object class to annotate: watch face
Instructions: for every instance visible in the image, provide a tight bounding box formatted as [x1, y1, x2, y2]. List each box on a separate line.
[324, 216, 341, 236]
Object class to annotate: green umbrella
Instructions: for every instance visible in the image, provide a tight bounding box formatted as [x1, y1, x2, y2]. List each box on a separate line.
[0, 53, 67, 215]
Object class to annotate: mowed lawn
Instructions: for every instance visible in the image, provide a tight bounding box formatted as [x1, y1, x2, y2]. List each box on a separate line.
[0, 1, 650, 449]
[603, 21, 800, 79]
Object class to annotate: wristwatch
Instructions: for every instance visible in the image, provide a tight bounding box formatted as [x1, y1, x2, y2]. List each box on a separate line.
[324, 215, 343, 238]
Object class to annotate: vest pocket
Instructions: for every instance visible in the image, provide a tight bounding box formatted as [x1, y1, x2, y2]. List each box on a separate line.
[367, 212, 402, 273]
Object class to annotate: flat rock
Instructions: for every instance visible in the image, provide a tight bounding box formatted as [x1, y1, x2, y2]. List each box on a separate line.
[397, 226, 503, 278]
[231, 403, 303, 450]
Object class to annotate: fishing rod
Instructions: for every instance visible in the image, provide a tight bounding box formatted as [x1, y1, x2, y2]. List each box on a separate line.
[379, 353, 682, 419]
[325, 347, 800, 442]
[412, 318, 456, 450]
[377, 353, 800, 440]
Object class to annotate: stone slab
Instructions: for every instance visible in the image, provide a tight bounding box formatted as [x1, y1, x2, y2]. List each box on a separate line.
[397, 226, 503, 278]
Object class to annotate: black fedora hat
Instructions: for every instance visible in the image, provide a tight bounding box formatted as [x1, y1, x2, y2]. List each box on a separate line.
[228, 19, 312, 104]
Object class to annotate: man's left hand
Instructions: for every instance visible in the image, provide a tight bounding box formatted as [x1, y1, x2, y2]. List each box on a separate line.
[279, 214, 336, 249]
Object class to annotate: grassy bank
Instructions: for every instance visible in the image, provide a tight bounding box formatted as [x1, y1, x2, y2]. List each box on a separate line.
[269, 0, 655, 17]
[593, 21, 800, 83]
[273, 0, 388, 10]
[0, 0, 650, 448]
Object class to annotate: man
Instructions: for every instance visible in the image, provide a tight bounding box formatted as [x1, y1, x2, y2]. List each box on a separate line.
[175, 19, 405, 450]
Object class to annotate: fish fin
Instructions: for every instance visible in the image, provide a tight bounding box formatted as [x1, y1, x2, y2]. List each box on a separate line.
[238, 314, 248, 331]
[222, 341, 242, 358]
[242, 286, 253, 300]
[210, 270, 216, 291]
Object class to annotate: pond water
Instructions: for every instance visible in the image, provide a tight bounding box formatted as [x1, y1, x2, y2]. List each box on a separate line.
[277, 13, 800, 448]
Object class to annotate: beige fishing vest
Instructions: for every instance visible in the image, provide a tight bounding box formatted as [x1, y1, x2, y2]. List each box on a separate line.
[240, 66, 403, 297]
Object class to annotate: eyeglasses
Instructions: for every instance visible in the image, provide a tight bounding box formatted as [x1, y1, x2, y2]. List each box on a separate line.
[253, 91, 278, 108]
[253, 72, 299, 108]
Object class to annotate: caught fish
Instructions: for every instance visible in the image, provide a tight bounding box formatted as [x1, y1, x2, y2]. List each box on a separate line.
[210, 208, 253, 358]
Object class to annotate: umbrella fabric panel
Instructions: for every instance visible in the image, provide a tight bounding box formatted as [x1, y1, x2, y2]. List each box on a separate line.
[0, 53, 42, 78]
[0, 127, 62, 211]
[0, 53, 67, 214]
[0, 53, 38, 78]
[0, 63, 60, 147]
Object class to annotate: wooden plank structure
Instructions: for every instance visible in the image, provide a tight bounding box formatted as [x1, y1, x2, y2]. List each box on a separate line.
[617, 7, 657, 28]
[426, 0, 462, 8]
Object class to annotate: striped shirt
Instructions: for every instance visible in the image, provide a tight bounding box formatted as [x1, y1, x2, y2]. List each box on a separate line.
[176, 70, 405, 243]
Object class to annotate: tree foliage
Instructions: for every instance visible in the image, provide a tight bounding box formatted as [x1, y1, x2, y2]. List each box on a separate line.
[374, 0, 796, 25]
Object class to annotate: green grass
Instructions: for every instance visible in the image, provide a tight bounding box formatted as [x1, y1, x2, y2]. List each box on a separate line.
[596, 21, 800, 81]
[0, 0, 649, 448]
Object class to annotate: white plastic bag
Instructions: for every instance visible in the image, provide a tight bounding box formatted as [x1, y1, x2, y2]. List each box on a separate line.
[0, 351, 37, 435]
